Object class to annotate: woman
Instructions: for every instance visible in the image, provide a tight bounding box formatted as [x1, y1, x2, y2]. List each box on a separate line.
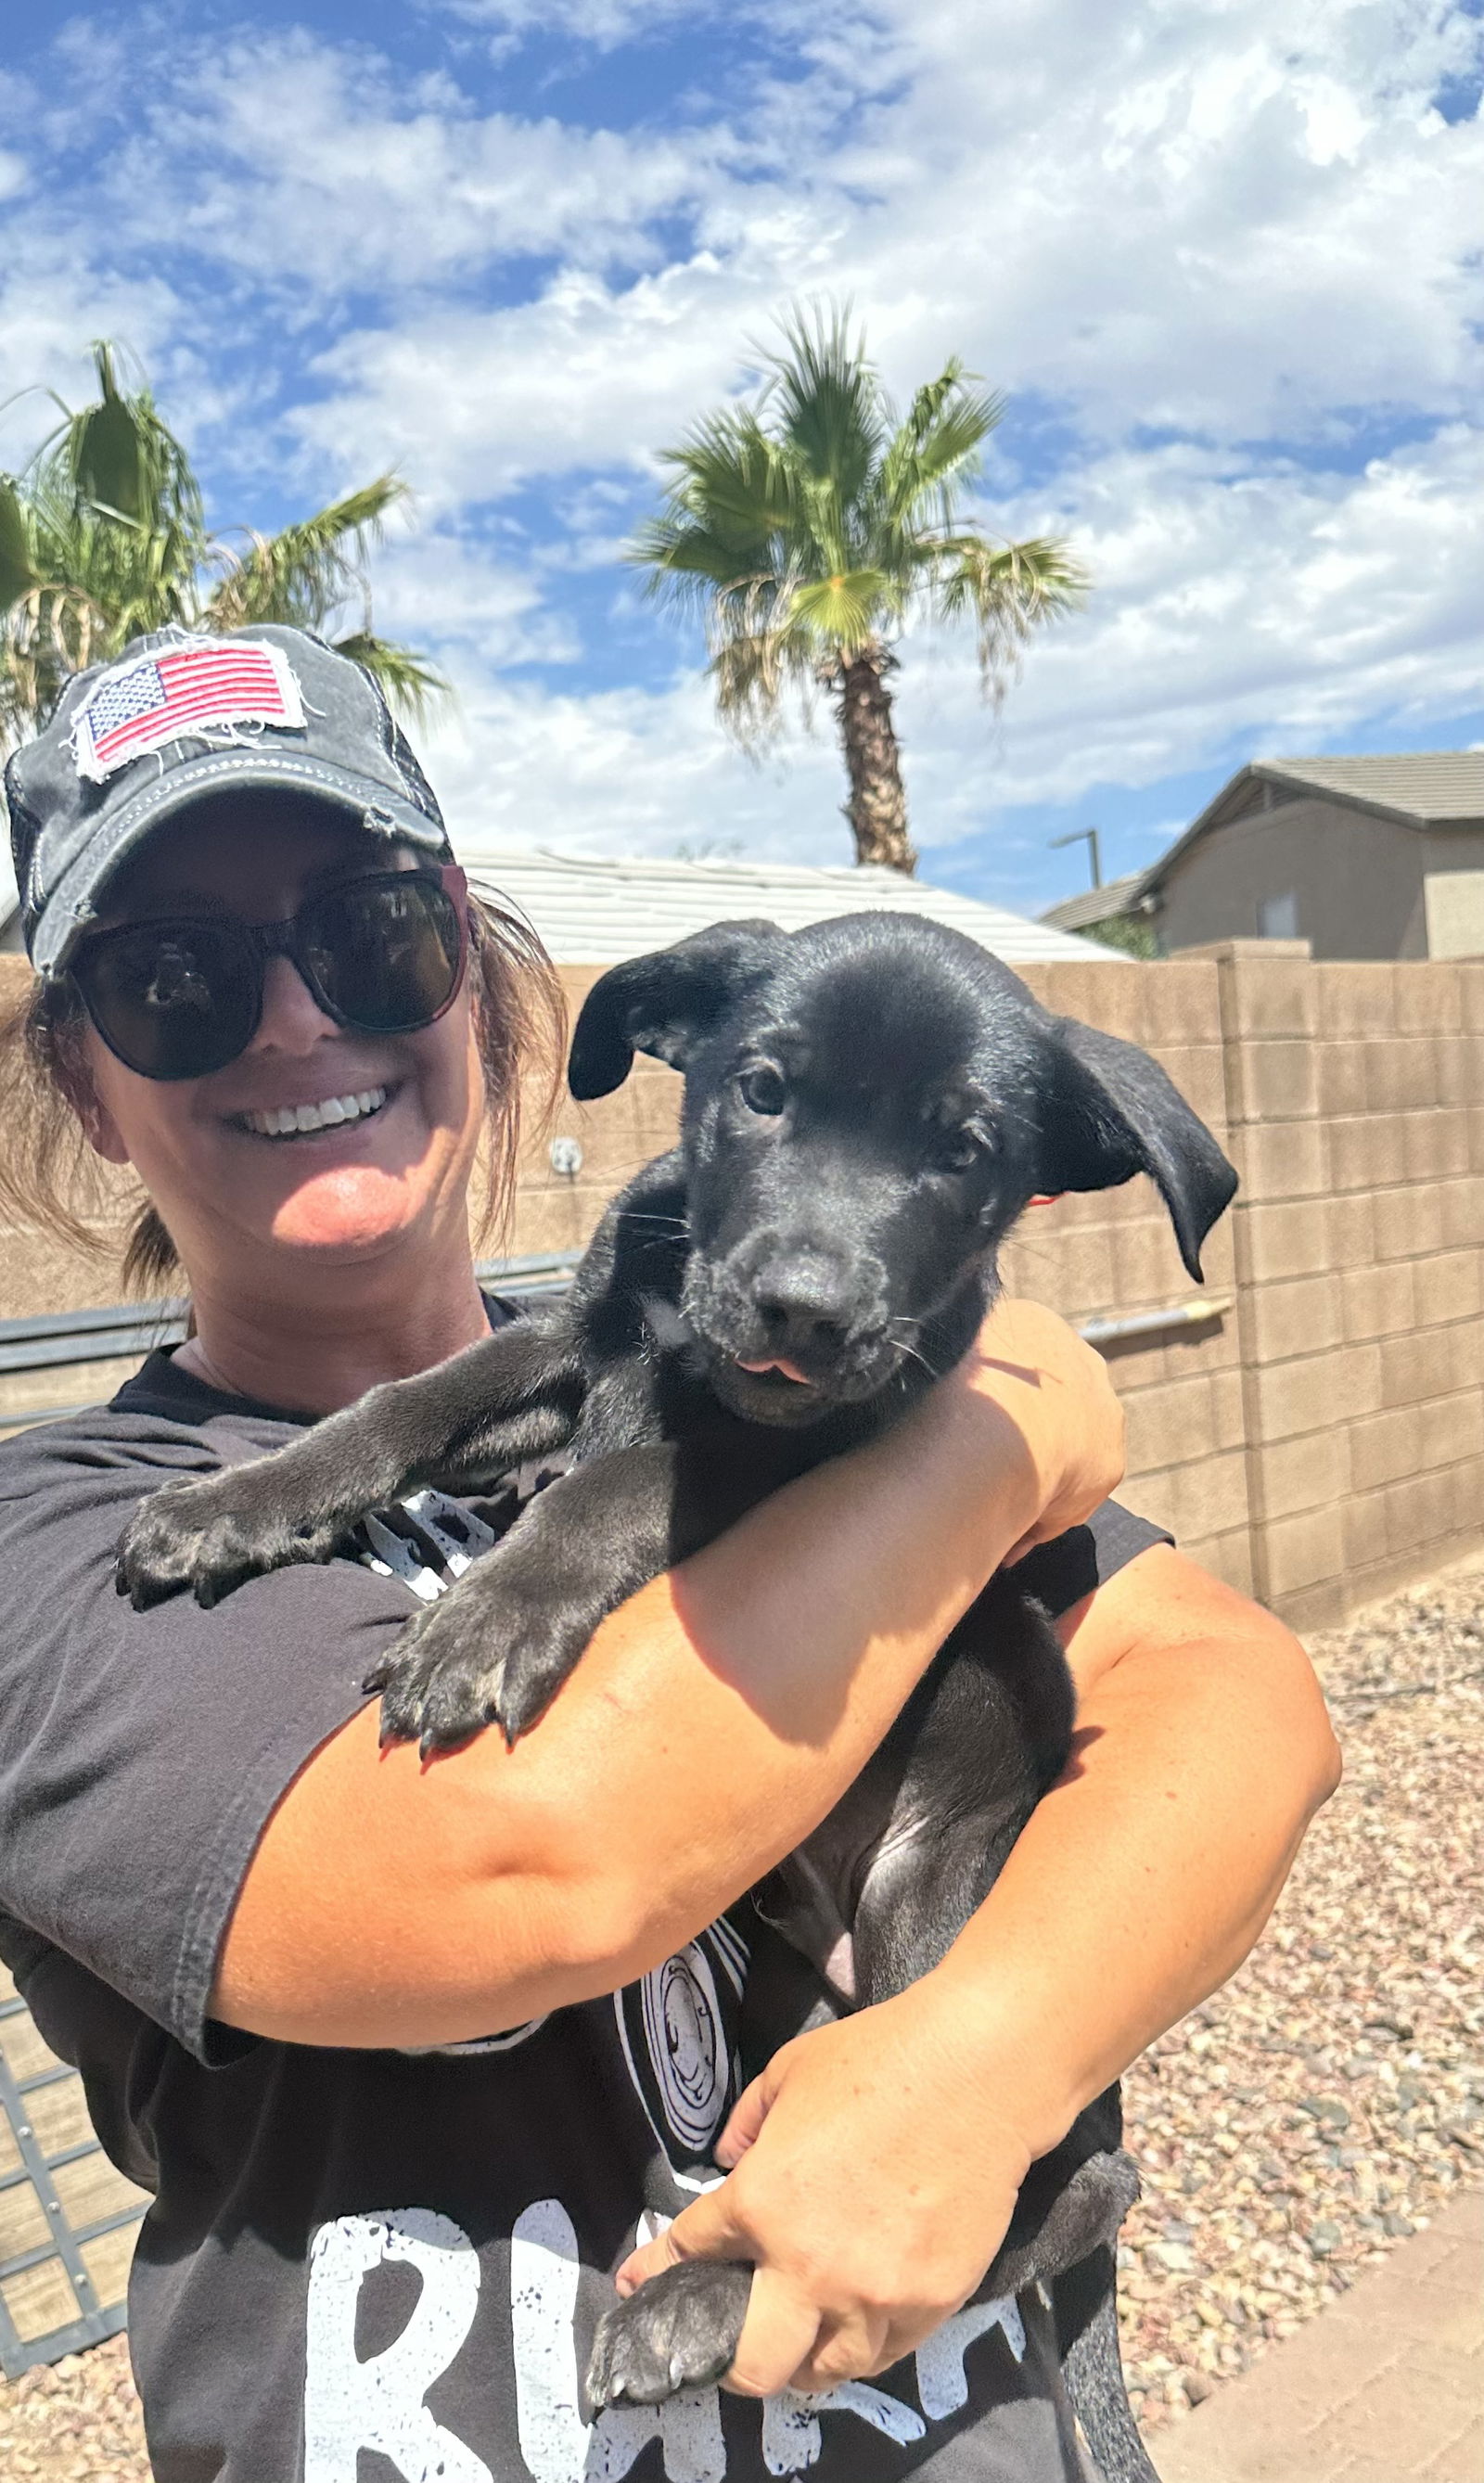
[0, 624, 1338, 2483]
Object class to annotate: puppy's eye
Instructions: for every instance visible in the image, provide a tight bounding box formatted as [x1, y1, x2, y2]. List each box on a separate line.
[738, 1066, 787, 1116]
[937, 1125, 993, 1174]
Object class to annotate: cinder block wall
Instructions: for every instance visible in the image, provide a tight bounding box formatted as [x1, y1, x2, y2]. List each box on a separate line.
[1196, 941, 1484, 1632]
[4, 946, 1481, 1630]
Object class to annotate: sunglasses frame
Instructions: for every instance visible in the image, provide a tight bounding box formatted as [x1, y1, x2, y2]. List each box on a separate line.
[70, 864, 469, 1082]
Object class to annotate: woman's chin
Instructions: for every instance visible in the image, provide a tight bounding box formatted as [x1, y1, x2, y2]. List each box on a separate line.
[265, 1166, 430, 1258]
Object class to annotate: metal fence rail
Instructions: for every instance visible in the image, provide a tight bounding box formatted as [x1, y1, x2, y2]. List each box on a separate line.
[0, 1253, 586, 1430]
[0, 1262, 1230, 1433]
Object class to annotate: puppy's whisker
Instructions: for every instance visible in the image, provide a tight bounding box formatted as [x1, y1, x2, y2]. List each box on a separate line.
[889, 1337, 942, 1381]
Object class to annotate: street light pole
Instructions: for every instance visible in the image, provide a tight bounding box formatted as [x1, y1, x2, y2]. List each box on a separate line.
[1049, 826, 1102, 890]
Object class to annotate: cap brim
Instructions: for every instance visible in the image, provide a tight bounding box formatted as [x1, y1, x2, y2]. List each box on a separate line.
[32, 745, 450, 978]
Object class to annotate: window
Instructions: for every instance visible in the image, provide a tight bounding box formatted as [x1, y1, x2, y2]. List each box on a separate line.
[1258, 890, 1298, 940]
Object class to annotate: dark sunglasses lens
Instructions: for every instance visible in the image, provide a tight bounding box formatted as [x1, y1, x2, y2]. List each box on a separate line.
[303, 878, 462, 1031]
[76, 925, 259, 1080]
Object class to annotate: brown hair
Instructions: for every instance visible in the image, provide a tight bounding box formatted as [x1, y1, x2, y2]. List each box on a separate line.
[0, 886, 567, 1298]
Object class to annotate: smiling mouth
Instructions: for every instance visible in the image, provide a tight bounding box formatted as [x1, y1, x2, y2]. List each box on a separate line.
[234, 1085, 391, 1140]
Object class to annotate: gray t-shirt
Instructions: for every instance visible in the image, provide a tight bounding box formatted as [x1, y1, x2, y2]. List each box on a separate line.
[0, 1333, 1168, 2483]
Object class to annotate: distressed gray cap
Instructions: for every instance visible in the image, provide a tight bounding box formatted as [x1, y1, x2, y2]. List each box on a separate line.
[6, 622, 452, 979]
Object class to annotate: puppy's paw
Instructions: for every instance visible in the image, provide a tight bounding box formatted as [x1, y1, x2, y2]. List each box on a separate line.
[365, 1591, 514, 1754]
[585, 2262, 753, 2411]
[366, 1568, 599, 1753]
[116, 1475, 343, 1610]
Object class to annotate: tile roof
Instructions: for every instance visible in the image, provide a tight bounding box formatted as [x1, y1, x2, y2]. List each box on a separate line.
[460, 846, 1124, 965]
[1257, 752, 1484, 821]
[1038, 869, 1151, 932]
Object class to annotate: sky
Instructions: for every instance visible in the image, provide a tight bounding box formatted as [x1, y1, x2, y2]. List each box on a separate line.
[2, 0, 1482, 918]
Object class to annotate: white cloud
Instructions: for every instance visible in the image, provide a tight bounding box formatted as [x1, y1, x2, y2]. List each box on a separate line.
[104, 32, 728, 292]
[369, 524, 578, 667]
[288, 0, 1484, 498]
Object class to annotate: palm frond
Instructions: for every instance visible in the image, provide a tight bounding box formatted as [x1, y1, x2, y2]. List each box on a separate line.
[788, 569, 890, 655]
[333, 632, 448, 723]
[761, 303, 886, 512]
[709, 617, 819, 747]
[930, 531, 1090, 698]
[67, 343, 202, 540]
[207, 475, 410, 633]
[652, 412, 800, 547]
[0, 478, 42, 609]
[876, 364, 1004, 546]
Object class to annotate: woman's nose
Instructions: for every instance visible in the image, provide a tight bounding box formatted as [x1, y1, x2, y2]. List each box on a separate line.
[249, 951, 340, 1053]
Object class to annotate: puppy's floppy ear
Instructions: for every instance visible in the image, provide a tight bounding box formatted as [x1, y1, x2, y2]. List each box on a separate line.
[1037, 1019, 1238, 1280]
[569, 919, 785, 1100]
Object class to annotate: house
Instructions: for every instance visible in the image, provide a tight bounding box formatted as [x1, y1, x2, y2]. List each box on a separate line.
[0, 844, 1117, 968]
[1038, 868, 1157, 955]
[1143, 752, 1484, 961]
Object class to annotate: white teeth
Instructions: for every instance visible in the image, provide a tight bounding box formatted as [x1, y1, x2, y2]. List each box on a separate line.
[240, 1087, 388, 1139]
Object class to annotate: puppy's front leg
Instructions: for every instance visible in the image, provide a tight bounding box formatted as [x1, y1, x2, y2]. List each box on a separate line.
[371, 1427, 810, 1751]
[370, 1440, 685, 1750]
[118, 1318, 585, 1610]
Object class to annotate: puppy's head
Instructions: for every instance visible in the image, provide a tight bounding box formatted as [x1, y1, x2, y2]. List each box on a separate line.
[570, 915, 1236, 1425]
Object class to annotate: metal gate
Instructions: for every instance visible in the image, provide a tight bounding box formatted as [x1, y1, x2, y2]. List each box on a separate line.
[0, 1964, 148, 2379]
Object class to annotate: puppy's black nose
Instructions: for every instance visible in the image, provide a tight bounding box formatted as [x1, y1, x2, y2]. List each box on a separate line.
[749, 1252, 868, 1363]
[756, 1290, 849, 1360]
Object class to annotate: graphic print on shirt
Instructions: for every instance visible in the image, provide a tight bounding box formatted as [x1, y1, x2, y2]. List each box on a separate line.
[304, 2196, 1030, 2483]
[615, 1916, 748, 2183]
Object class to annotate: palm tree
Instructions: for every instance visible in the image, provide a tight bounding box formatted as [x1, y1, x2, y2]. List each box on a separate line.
[629, 308, 1087, 873]
[0, 342, 441, 750]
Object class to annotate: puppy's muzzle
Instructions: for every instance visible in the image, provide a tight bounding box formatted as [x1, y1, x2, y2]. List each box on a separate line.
[686, 1237, 894, 1405]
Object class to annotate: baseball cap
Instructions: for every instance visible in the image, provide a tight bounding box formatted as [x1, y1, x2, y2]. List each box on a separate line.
[5, 622, 453, 979]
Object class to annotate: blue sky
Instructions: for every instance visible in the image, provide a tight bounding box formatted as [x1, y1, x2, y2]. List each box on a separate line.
[3, 0, 1482, 916]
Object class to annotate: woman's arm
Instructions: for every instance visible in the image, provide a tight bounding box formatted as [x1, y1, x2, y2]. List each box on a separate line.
[617, 1547, 1341, 2395]
[213, 1299, 1123, 2049]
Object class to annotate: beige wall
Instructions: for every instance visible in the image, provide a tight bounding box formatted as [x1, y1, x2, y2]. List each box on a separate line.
[1157, 797, 1434, 961]
[5, 946, 1483, 1632]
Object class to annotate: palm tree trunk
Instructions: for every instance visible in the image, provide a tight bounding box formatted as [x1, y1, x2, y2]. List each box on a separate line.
[832, 644, 916, 874]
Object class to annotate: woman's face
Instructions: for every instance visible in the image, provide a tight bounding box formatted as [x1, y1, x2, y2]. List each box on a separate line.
[76, 803, 486, 1292]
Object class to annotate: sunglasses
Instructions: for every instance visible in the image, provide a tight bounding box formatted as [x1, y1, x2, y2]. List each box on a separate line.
[70, 866, 468, 1082]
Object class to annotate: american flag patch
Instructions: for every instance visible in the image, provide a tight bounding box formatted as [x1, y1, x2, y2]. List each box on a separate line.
[71, 639, 305, 782]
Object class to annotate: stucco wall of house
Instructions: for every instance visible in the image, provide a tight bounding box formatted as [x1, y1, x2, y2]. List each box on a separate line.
[1156, 797, 1432, 960]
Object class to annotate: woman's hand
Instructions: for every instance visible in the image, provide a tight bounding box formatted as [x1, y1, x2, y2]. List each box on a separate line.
[956, 1295, 1124, 1561]
[614, 1980, 1035, 2397]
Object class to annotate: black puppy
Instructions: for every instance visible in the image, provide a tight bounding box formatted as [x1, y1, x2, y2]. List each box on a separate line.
[121, 913, 1235, 2483]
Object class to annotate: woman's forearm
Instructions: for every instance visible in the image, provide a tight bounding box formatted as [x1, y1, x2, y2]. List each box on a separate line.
[907, 1553, 1342, 2161]
[217, 1301, 1122, 2048]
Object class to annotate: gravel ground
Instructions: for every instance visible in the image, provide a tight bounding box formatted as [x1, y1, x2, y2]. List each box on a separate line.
[1119, 1555, 1484, 2436]
[2, 1558, 1480, 2478]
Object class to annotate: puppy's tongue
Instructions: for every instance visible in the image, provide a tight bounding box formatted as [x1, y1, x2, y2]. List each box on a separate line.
[736, 1355, 812, 1385]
